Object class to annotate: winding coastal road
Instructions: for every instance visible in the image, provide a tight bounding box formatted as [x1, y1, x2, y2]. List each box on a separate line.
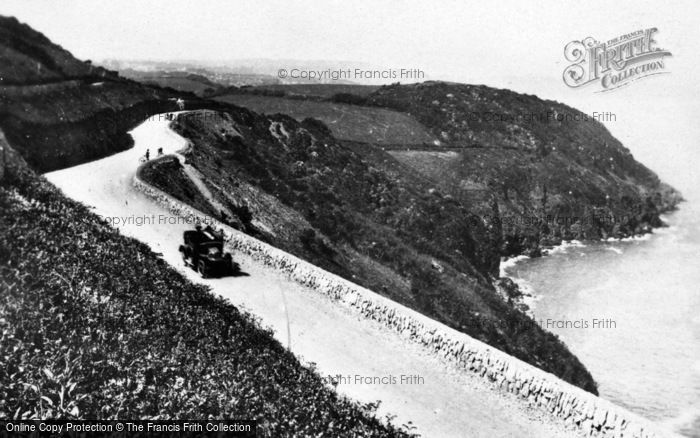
[45, 113, 579, 438]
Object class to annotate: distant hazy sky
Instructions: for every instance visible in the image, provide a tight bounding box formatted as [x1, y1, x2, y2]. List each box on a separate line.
[3, 0, 700, 196]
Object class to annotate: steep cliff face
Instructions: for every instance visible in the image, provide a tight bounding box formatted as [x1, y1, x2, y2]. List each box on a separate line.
[0, 16, 99, 83]
[1, 92, 180, 172]
[366, 82, 682, 257]
[0, 16, 183, 172]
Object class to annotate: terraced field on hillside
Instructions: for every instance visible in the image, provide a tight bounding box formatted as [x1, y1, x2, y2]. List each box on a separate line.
[215, 94, 437, 145]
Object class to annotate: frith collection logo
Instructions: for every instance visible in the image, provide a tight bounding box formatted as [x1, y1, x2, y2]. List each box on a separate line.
[563, 28, 671, 92]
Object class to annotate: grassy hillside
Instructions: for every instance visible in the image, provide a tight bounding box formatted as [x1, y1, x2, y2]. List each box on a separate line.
[227, 84, 381, 99]
[364, 82, 682, 254]
[145, 108, 599, 394]
[217, 81, 682, 255]
[0, 16, 103, 84]
[214, 94, 436, 145]
[120, 70, 223, 96]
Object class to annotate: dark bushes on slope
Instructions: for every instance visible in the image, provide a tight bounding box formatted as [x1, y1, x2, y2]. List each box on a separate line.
[164, 109, 599, 395]
[0, 165, 410, 437]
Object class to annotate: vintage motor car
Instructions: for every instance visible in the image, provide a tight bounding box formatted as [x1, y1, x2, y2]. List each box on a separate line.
[179, 225, 239, 278]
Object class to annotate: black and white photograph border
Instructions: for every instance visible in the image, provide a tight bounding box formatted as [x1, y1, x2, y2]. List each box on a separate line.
[0, 1, 698, 437]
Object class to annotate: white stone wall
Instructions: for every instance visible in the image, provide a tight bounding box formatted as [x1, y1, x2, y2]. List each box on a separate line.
[134, 173, 676, 438]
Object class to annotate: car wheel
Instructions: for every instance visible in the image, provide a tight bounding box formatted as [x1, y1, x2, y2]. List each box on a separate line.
[198, 261, 209, 278]
[180, 247, 188, 262]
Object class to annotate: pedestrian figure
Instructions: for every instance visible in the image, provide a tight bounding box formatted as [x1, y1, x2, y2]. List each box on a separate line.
[145, 149, 150, 161]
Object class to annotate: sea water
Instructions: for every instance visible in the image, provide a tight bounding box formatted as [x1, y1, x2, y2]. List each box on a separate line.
[501, 203, 700, 437]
